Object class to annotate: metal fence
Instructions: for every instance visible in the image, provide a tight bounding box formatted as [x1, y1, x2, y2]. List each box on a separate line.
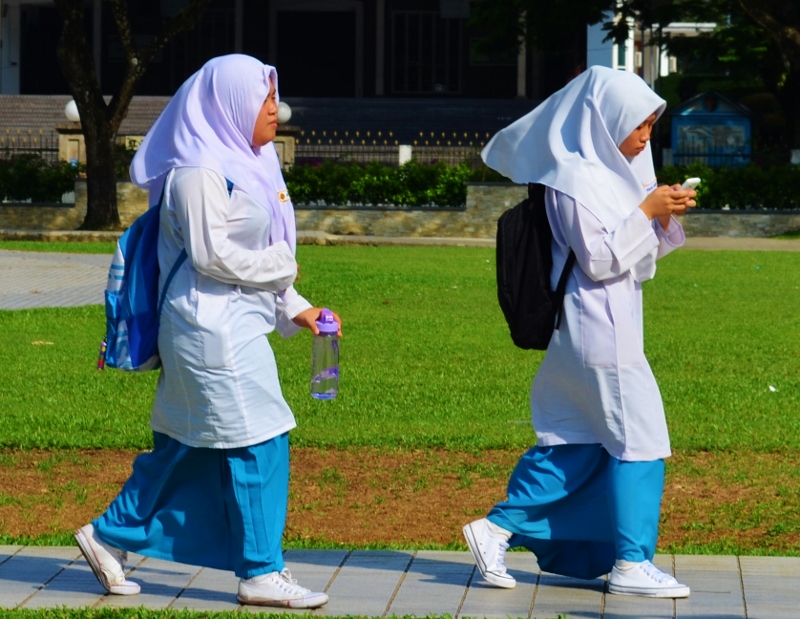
[0, 130, 59, 163]
[295, 128, 486, 166]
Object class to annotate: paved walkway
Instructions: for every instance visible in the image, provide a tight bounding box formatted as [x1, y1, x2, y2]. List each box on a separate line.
[0, 250, 111, 310]
[2, 546, 799, 617]
[2, 238, 800, 617]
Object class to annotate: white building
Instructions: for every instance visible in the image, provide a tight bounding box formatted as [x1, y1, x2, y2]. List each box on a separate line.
[587, 16, 716, 85]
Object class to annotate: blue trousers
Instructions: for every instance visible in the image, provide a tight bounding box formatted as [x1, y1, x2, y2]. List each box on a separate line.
[488, 444, 664, 580]
[94, 431, 289, 578]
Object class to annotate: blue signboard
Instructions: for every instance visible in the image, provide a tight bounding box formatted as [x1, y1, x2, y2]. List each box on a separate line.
[670, 92, 751, 167]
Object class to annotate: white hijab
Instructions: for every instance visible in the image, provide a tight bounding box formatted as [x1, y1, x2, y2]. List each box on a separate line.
[482, 66, 666, 230]
[130, 54, 296, 252]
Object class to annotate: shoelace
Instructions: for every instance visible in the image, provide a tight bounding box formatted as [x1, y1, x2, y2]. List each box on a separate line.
[112, 548, 127, 570]
[639, 560, 676, 584]
[495, 538, 510, 570]
[277, 569, 311, 594]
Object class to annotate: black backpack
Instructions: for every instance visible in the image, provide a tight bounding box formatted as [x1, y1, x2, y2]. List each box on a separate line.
[496, 183, 577, 350]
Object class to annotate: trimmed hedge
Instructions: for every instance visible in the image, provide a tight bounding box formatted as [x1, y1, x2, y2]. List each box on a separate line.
[659, 164, 800, 210]
[285, 160, 505, 208]
[8, 151, 797, 211]
[286, 160, 800, 210]
[0, 155, 79, 203]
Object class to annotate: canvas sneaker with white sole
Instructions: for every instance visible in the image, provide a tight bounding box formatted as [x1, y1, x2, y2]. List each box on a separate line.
[74, 523, 140, 595]
[463, 518, 516, 589]
[608, 559, 690, 598]
[237, 568, 329, 608]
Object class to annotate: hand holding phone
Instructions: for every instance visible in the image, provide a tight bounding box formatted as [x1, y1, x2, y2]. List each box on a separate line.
[680, 177, 701, 190]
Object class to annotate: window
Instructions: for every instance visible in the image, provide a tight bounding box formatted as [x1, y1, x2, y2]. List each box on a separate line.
[392, 11, 462, 94]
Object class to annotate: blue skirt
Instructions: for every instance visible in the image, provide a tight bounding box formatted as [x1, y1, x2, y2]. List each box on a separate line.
[488, 444, 664, 580]
[94, 431, 289, 579]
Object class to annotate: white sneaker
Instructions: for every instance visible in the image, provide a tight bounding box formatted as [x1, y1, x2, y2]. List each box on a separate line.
[74, 524, 140, 595]
[608, 560, 690, 598]
[463, 518, 516, 589]
[237, 568, 329, 608]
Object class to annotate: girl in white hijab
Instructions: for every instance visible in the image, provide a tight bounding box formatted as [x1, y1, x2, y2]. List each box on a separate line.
[74, 55, 339, 609]
[463, 66, 696, 598]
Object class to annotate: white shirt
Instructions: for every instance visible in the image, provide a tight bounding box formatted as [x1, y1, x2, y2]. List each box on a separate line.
[151, 167, 311, 449]
[530, 188, 684, 461]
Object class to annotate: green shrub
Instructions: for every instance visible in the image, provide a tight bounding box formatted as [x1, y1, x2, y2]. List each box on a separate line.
[114, 143, 137, 181]
[285, 159, 504, 208]
[658, 163, 800, 210]
[0, 155, 80, 203]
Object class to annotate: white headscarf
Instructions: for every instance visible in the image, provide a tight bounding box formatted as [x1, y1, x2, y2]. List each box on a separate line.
[130, 54, 296, 252]
[482, 66, 666, 230]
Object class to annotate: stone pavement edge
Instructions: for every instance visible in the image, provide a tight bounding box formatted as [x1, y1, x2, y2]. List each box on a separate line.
[2, 546, 800, 618]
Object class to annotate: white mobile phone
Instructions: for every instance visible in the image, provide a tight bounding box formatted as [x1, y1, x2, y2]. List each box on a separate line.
[681, 177, 701, 190]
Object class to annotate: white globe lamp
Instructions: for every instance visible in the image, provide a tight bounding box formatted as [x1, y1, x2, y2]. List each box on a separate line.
[65, 100, 80, 123]
[277, 101, 292, 124]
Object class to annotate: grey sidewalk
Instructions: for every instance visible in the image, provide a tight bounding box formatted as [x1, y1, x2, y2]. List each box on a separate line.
[0, 250, 111, 310]
[2, 546, 800, 618]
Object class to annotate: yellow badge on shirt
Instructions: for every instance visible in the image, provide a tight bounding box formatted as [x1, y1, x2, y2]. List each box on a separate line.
[278, 190, 290, 202]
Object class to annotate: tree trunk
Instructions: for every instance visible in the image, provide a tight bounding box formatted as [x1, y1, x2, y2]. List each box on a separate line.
[54, 0, 213, 230]
[54, 0, 121, 230]
[81, 119, 120, 230]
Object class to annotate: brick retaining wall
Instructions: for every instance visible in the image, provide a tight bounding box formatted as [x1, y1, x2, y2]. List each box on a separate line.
[1, 181, 799, 238]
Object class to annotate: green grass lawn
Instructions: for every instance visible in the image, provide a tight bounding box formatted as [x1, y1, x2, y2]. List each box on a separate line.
[0, 241, 118, 254]
[0, 243, 796, 618]
[0, 244, 798, 453]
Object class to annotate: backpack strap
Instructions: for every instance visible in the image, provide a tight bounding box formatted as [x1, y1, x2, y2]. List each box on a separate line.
[531, 182, 576, 332]
[553, 250, 576, 330]
[157, 248, 188, 318]
[156, 177, 234, 318]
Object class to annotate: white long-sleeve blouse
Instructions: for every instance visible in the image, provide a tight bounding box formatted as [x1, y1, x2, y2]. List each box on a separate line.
[151, 167, 311, 449]
[531, 188, 685, 461]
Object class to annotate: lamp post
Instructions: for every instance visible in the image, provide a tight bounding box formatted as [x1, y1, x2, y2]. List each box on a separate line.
[64, 100, 80, 123]
[57, 100, 84, 166]
[274, 101, 297, 169]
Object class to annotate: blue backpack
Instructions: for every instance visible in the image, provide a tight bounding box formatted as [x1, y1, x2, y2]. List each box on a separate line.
[99, 179, 232, 371]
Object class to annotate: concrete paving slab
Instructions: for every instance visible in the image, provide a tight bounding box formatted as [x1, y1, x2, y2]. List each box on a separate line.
[673, 555, 744, 618]
[0, 250, 109, 310]
[0, 547, 22, 566]
[739, 556, 800, 619]
[532, 573, 603, 619]
[284, 548, 349, 592]
[460, 552, 539, 619]
[602, 555, 676, 619]
[20, 560, 105, 609]
[387, 551, 474, 617]
[0, 546, 81, 609]
[315, 550, 413, 617]
[171, 567, 240, 611]
[97, 555, 203, 609]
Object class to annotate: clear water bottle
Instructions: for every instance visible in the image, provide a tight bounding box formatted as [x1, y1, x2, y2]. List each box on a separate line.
[310, 308, 339, 400]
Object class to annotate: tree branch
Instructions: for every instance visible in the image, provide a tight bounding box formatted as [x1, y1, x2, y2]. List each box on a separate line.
[52, 0, 107, 121]
[107, 0, 214, 133]
[737, 0, 800, 66]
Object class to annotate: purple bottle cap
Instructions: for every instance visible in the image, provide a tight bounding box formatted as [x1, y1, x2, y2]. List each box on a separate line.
[315, 308, 338, 334]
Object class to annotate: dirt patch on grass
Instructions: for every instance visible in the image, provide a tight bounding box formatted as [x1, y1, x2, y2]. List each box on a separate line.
[1, 448, 798, 554]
